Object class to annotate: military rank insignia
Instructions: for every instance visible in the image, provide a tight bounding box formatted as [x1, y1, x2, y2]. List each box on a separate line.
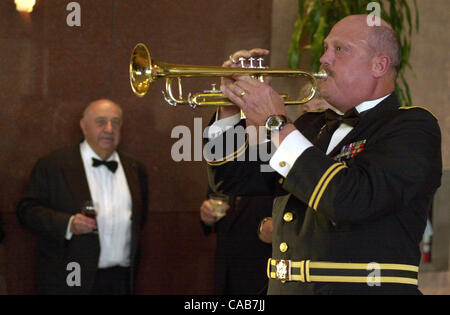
[332, 140, 366, 162]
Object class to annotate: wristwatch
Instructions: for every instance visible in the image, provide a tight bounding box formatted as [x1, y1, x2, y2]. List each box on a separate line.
[265, 114, 289, 135]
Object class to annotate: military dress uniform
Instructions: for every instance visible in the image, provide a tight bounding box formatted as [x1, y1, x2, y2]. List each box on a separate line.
[208, 94, 442, 294]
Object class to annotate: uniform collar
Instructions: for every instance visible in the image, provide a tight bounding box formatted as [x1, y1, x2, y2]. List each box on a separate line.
[355, 93, 391, 114]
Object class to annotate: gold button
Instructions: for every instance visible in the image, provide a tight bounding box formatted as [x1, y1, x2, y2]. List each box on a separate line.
[279, 161, 286, 167]
[283, 212, 293, 222]
[278, 178, 284, 185]
[279, 242, 288, 253]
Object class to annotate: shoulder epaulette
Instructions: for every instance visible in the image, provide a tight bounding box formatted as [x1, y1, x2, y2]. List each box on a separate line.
[398, 106, 437, 120]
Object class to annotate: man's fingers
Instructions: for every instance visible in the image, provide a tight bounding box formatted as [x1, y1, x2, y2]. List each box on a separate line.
[230, 48, 269, 60]
[76, 214, 96, 226]
[71, 214, 97, 234]
[248, 48, 270, 58]
[220, 84, 245, 109]
[200, 201, 216, 217]
[228, 48, 270, 68]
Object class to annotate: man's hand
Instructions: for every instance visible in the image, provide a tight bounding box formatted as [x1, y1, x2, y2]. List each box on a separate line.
[70, 214, 97, 235]
[258, 217, 273, 244]
[200, 199, 229, 226]
[221, 74, 286, 126]
[220, 48, 271, 120]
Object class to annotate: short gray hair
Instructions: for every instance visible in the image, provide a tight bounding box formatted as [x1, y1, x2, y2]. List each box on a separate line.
[367, 26, 402, 75]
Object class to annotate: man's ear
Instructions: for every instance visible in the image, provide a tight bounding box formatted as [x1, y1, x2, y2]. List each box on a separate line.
[372, 54, 392, 78]
[80, 119, 87, 136]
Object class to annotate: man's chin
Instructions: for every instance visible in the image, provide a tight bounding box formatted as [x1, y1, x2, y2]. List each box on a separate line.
[99, 142, 117, 153]
[99, 138, 115, 146]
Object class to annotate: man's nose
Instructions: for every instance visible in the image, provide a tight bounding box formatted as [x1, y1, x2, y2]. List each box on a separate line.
[320, 49, 332, 67]
[104, 121, 113, 132]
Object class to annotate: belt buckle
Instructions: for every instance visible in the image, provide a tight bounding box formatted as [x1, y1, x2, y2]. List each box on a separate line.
[275, 259, 291, 281]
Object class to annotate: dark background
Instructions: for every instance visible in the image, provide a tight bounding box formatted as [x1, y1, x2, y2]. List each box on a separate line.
[0, 0, 272, 294]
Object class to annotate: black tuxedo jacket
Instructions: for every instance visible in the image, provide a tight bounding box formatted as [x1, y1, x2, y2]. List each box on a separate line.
[17, 144, 148, 294]
[208, 94, 442, 294]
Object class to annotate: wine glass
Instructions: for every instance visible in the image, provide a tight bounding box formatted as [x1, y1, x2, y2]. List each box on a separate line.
[81, 200, 98, 234]
[208, 193, 229, 221]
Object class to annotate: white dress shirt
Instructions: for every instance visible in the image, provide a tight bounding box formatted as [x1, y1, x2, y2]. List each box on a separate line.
[207, 109, 242, 140]
[269, 94, 391, 177]
[66, 141, 133, 268]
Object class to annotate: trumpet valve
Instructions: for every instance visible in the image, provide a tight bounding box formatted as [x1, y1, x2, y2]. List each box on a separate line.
[238, 57, 266, 69]
[239, 57, 246, 68]
[248, 57, 256, 68]
[203, 83, 220, 94]
[257, 57, 265, 69]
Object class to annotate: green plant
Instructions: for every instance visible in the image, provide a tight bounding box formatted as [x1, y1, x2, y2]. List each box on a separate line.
[288, 0, 419, 106]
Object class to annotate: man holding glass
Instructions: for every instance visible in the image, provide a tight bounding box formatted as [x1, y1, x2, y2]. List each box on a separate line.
[17, 99, 148, 295]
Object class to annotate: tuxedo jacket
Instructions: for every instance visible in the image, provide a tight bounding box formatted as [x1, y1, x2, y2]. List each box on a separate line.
[208, 94, 442, 294]
[17, 144, 148, 294]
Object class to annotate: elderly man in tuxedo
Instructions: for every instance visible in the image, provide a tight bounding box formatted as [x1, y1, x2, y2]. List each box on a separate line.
[18, 99, 148, 294]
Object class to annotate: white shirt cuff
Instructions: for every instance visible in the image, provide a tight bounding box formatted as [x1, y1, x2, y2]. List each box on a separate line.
[269, 130, 313, 177]
[65, 215, 74, 240]
[207, 111, 241, 140]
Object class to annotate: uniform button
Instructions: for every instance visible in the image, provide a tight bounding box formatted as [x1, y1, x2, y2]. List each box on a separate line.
[278, 178, 284, 185]
[279, 242, 288, 253]
[279, 161, 287, 167]
[283, 212, 293, 222]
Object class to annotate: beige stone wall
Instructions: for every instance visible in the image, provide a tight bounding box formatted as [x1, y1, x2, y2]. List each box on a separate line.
[406, 0, 449, 169]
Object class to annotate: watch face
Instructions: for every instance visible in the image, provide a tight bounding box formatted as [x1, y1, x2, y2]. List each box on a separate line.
[265, 115, 286, 131]
[267, 116, 279, 128]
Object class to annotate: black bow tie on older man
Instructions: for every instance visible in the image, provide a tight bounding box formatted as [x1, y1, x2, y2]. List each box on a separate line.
[92, 158, 118, 173]
[325, 107, 360, 130]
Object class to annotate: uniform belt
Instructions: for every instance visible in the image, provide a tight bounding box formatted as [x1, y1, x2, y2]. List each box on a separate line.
[267, 258, 419, 285]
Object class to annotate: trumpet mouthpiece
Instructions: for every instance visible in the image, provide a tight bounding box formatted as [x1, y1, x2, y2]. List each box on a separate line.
[313, 69, 328, 80]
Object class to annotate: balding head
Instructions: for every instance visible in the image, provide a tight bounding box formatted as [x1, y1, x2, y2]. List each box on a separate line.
[318, 14, 399, 111]
[337, 15, 401, 76]
[82, 99, 123, 119]
[80, 99, 123, 160]
[367, 24, 402, 75]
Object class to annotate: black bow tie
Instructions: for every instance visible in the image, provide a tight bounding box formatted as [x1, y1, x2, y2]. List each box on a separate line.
[324, 108, 360, 130]
[92, 158, 118, 173]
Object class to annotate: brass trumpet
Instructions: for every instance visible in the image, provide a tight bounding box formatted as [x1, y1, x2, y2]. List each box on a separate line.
[129, 43, 327, 108]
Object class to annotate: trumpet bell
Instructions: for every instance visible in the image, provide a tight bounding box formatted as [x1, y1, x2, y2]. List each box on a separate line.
[130, 43, 154, 97]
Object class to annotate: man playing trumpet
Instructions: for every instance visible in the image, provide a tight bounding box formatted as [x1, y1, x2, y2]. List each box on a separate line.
[207, 14, 442, 294]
